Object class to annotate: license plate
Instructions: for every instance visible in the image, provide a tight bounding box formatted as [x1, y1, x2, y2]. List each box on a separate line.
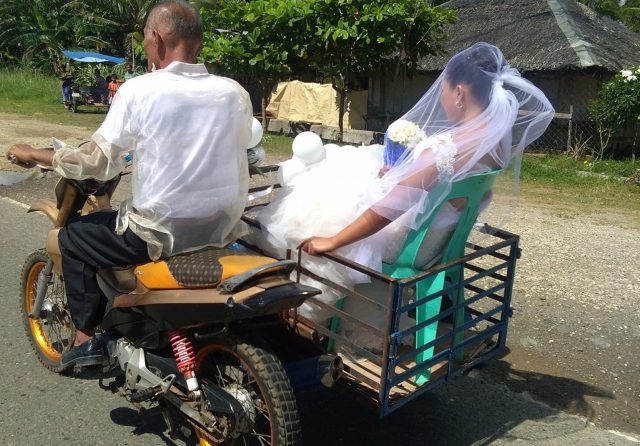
[71, 92, 81, 98]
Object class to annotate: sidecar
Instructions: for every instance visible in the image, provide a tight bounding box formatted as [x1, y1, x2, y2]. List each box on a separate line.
[241, 166, 518, 417]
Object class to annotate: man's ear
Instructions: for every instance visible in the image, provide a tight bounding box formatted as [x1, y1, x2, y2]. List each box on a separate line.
[154, 29, 167, 59]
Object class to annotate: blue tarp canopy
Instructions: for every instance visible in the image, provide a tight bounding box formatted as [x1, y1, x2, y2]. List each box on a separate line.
[62, 51, 124, 64]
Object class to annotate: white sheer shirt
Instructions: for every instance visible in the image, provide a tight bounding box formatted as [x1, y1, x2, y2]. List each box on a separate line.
[52, 61, 253, 259]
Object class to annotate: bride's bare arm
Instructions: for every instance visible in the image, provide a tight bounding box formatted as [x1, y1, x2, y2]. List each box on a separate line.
[299, 163, 436, 255]
[300, 150, 448, 255]
[299, 139, 488, 256]
[299, 208, 391, 255]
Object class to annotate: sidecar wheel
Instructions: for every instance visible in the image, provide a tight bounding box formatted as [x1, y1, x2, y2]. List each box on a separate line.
[194, 337, 301, 445]
[20, 249, 75, 373]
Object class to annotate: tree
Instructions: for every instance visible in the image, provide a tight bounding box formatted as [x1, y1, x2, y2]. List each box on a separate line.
[199, 0, 456, 138]
[200, 0, 315, 125]
[577, 0, 622, 20]
[578, 0, 640, 32]
[621, 0, 640, 32]
[304, 0, 456, 139]
[0, 0, 84, 73]
[589, 67, 640, 161]
[0, 0, 152, 73]
[64, 0, 154, 68]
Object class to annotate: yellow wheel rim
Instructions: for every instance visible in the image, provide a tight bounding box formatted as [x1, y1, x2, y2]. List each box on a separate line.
[195, 428, 217, 446]
[25, 261, 62, 361]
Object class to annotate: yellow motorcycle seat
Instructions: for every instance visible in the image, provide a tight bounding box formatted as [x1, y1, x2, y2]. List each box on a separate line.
[134, 247, 278, 290]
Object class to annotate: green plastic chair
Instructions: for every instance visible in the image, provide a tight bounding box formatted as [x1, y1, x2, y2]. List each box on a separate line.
[382, 170, 500, 385]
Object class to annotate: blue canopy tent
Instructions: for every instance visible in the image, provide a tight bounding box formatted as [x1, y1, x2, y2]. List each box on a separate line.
[62, 51, 124, 64]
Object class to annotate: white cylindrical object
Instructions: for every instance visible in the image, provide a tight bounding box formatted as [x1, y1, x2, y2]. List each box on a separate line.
[292, 131, 325, 166]
[277, 157, 308, 186]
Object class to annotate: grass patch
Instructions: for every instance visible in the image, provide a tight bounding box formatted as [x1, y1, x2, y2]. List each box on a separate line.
[262, 133, 294, 158]
[0, 68, 109, 128]
[518, 153, 639, 212]
[522, 153, 637, 180]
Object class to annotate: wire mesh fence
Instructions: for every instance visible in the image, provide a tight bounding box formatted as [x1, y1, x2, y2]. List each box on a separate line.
[533, 108, 638, 159]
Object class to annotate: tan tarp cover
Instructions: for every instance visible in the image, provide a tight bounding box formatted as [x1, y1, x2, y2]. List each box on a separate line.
[266, 80, 367, 129]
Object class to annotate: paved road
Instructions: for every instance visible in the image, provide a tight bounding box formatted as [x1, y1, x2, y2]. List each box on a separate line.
[0, 197, 639, 445]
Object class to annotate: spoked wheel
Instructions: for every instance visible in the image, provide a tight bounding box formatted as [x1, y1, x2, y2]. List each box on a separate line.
[194, 337, 301, 446]
[20, 249, 75, 372]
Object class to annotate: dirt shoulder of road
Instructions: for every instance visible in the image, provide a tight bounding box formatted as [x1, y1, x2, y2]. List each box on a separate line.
[0, 112, 94, 171]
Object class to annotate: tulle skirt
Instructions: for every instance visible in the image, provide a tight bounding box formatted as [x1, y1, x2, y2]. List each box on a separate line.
[245, 143, 462, 353]
[247, 144, 389, 321]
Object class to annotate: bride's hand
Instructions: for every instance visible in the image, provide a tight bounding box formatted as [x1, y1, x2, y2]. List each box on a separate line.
[298, 236, 337, 255]
[378, 165, 390, 177]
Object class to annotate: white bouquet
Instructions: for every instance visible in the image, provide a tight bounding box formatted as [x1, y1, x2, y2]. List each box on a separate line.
[387, 119, 427, 147]
[384, 119, 427, 166]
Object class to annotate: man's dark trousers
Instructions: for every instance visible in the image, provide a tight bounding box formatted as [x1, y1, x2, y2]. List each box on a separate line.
[58, 210, 151, 330]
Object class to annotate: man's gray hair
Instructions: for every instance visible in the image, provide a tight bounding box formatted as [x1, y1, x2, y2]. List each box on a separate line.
[149, 0, 203, 43]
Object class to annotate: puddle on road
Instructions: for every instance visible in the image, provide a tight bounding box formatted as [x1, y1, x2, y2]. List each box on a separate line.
[0, 170, 32, 186]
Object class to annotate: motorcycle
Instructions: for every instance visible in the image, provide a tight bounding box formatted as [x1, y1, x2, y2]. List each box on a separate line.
[16, 164, 341, 445]
[62, 76, 95, 113]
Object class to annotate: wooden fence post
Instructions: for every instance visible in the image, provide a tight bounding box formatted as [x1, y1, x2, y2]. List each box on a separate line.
[566, 105, 573, 153]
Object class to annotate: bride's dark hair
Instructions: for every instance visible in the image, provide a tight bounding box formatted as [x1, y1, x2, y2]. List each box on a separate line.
[444, 44, 505, 109]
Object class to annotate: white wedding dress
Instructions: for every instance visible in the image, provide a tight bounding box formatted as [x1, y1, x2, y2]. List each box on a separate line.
[246, 137, 466, 353]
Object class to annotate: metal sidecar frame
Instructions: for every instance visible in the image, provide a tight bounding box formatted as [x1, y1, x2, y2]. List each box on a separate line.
[241, 169, 519, 418]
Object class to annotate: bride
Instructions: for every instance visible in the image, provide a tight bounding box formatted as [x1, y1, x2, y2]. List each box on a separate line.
[248, 43, 554, 350]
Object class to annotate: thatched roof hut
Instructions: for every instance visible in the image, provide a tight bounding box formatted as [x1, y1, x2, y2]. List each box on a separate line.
[419, 0, 640, 73]
[367, 0, 640, 149]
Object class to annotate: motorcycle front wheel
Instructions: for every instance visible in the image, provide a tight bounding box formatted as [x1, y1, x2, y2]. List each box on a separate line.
[20, 249, 75, 372]
[194, 337, 301, 446]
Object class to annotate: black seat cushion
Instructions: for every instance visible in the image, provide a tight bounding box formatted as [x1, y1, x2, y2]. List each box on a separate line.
[165, 247, 236, 287]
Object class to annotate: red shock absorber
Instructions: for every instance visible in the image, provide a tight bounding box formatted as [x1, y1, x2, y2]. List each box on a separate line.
[169, 329, 199, 392]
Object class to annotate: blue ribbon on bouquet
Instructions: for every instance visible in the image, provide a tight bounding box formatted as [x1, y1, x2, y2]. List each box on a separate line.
[383, 132, 410, 166]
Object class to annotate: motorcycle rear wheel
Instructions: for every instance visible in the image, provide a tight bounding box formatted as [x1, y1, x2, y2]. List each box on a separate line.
[20, 249, 75, 372]
[194, 337, 301, 446]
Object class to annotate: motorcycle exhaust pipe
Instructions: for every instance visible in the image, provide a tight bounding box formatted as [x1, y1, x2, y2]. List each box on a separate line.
[284, 354, 343, 389]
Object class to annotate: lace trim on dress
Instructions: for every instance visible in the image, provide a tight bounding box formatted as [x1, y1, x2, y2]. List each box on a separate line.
[412, 133, 458, 180]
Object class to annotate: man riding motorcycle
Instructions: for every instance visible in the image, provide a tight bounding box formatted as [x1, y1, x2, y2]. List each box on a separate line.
[7, 0, 253, 371]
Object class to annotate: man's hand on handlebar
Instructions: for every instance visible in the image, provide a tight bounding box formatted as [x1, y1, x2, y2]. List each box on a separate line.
[6, 144, 54, 169]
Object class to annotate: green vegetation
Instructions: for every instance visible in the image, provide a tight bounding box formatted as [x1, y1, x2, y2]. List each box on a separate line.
[522, 153, 638, 180]
[0, 68, 108, 128]
[200, 0, 455, 138]
[518, 153, 640, 212]
[262, 133, 295, 159]
[589, 67, 640, 160]
[0, 0, 151, 73]
[577, 0, 640, 32]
